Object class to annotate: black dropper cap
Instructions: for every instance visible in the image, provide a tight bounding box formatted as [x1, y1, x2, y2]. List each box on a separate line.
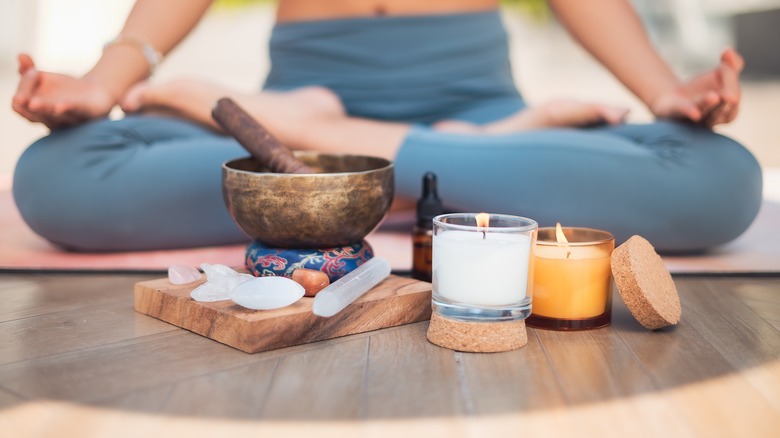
[416, 172, 443, 229]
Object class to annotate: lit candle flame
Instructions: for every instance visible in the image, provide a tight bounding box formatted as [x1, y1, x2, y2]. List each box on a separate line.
[476, 212, 490, 239]
[476, 213, 490, 228]
[555, 222, 572, 259]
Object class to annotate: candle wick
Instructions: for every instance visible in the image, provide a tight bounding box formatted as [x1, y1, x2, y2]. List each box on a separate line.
[566, 251, 571, 259]
[482, 231, 486, 240]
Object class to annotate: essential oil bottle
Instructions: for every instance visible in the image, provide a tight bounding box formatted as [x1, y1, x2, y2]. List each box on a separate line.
[412, 172, 443, 282]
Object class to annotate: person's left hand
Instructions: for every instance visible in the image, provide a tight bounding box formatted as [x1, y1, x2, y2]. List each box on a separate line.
[650, 48, 744, 128]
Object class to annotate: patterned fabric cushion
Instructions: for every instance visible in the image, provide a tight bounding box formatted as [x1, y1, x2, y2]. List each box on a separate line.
[245, 240, 374, 282]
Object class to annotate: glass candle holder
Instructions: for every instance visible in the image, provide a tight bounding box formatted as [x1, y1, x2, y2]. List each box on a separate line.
[526, 227, 614, 331]
[432, 213, 537, 322]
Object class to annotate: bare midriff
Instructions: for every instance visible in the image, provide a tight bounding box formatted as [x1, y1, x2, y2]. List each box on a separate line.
[276, 0, 499, 22]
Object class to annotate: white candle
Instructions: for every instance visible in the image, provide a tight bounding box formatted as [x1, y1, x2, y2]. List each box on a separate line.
[433, 229, 532, 306]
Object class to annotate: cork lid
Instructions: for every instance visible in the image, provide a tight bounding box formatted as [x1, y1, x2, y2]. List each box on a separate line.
[611, 235, 681, 330]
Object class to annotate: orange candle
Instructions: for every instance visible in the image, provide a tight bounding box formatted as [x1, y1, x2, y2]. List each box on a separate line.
[527, 224, 614, 331]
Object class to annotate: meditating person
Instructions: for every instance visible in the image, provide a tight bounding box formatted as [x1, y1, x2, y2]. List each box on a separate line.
[11, 0, 762, 253]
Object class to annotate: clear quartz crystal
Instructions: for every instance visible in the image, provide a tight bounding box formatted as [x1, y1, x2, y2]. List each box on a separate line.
[229, 277, 305, 310]
[190, 263, 254, 302]
[168, 264, 203, 285]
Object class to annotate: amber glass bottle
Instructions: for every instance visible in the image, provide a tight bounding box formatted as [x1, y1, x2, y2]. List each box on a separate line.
[412, 172, 443, 282]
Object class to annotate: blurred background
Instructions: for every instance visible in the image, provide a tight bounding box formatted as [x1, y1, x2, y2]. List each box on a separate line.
[2, 0, 779, 178]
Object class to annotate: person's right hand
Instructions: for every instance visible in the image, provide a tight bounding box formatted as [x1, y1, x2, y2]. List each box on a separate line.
[12, 53, 117, 130]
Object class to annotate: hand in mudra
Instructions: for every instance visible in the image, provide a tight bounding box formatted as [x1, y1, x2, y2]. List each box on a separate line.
[12, 53, 116, 130]
[650, 48, 744, 128]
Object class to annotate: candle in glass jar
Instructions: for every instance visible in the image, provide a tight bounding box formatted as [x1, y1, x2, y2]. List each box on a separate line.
[528, 224, 614, 330]
[433, 213, 535, 309]
[434, 229, 532, 306]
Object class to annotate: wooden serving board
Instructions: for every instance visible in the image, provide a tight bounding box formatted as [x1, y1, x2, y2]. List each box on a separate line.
[134, 275, 432, 353]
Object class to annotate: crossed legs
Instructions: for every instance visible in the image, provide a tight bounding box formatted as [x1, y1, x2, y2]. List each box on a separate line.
[13, 79, 761, 252]
[120, 79, 628, 160]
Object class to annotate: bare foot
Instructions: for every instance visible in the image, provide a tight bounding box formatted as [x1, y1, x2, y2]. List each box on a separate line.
[120, 78, 345, 145]
[434, 100, 629, 134]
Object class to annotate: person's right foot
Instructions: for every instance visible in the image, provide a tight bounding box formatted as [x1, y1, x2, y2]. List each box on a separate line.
[434, 100, 629, 134]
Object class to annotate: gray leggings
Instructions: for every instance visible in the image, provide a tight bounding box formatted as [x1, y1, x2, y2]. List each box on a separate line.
[12, 112, 761, 252]
[12, 11, 762, 252]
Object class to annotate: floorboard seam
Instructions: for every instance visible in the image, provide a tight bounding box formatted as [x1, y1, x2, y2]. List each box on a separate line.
[532, 329, 571, 406]
[453, 352, 475, 416]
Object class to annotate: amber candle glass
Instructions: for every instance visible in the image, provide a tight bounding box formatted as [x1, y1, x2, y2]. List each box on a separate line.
[526, 227, 614, 331]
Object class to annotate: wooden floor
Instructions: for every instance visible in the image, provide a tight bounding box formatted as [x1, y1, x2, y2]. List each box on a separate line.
[0, 272, 779, 436]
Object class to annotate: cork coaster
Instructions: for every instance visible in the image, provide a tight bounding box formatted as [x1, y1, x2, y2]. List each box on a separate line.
[611, 235, 681, 330]
[426, 313, 528, 352]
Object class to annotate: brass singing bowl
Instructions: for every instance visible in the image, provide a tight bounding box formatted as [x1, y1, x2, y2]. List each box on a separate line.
[223, 152, 394, 248]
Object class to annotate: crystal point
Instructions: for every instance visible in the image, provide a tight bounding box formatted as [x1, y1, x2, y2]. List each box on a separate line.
[168, 264, 203, 285]
[190, 263, 253, 302]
